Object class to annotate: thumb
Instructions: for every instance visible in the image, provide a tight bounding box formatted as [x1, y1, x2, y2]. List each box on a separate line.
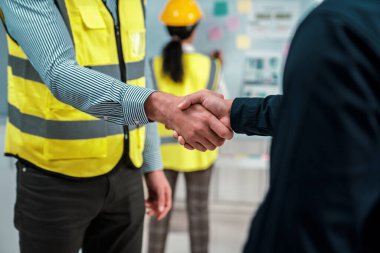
[178, 90, 224, 110]
[178, 90, 209, 110]
[177, 96, 193, 110]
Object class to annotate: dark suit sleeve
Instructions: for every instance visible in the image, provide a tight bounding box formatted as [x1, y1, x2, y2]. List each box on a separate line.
[230, 95, 282, 136]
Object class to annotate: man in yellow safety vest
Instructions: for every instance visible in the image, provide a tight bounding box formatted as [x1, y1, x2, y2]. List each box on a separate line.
[0, 1, 233, 253]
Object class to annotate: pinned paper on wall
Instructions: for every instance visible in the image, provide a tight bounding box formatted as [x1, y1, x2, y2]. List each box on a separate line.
[236, 35, 251, 50]
[283, 42, 291, 59]
[226, 16, 240, 32]
[241, 51, 283, 97]
[208, 26, 224, 41]
[213, 1, 229, 16]
[248, 2, 300, 39]
[237, 0, 252, 14]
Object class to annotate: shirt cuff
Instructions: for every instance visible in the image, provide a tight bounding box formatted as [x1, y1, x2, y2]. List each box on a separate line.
[122, 86, 155, 126]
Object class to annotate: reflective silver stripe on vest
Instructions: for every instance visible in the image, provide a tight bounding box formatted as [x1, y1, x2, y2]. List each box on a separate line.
[8, 103, 123, 140]
[149, 58, 159, 90]
[206, 58, 217, 90]
[89, 60, 145, 81]
[160, 136, 178, 145]
[9, 55, 42, 83]
[88, 65, 121, 80]
[127, 60, 145, 81]
[128, 125, 142, 131]
[9, 55, 144, 83]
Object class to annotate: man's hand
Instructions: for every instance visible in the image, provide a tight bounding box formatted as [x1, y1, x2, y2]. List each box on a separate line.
[178, 90, 233, 128]
[144, 92, 233, 151]
[144, 170, 172, 221]
[176, 90, 234, 149]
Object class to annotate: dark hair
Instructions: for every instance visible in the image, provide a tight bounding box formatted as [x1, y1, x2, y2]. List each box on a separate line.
[162, 24, 198, 83]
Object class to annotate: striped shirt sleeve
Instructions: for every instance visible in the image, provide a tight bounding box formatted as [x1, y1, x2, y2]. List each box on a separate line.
[142, 122, 163, 173]
[0, 0, 154, 126]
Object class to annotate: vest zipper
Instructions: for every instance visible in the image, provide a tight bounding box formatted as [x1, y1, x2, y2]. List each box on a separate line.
[101, 1, 126, 82]
[115, 2, 135, 168]
[101, 1, 132, 164]
[115, 24, 129, 137]
[115, 24, 127, 83]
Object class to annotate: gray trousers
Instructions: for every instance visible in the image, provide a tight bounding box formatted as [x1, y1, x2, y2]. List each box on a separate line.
[148, 166, 213, 253]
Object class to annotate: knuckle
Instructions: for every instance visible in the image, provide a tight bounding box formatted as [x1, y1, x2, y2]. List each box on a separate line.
[221, 129, 231, 138]
[194, 123, 204, 132]
[216, 139, 225, 146]
[209, 145, 217, 151]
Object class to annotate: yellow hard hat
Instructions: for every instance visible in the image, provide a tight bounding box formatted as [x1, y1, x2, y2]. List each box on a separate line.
[160, 0, 203, 27]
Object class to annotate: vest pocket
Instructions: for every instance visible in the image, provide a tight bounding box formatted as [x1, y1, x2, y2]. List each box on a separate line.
[123, 29, 146, 62]
[43, 105, 108, 160]
[69, 4, 117, 66]
[78, 6, 106, 29]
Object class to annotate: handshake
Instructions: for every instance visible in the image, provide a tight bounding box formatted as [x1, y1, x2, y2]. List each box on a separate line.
[145, 89, 234, 151]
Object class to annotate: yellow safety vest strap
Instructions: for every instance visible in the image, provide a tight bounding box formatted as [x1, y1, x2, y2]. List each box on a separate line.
[206, 58, 221, 91]
[149, 58, 159, 90]
[160, 136, 178, 145]
[8, 103, 123, 139]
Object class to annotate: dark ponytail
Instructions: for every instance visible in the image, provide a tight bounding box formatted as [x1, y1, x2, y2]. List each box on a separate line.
[162, 39, 184, 83]
[162, 24, 198, 83]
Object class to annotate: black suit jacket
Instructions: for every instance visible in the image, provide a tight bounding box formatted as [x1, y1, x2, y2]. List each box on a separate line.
[231, 0, 380, 252]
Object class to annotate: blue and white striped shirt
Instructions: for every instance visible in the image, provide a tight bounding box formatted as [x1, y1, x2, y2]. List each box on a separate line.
[0, 0, 162, 172]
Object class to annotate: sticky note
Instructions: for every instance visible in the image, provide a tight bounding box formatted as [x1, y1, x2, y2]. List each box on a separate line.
[283, 42, 290, 58]
[214, 1, 228, 16]
[237, 0, 252, 14]
[261, 154, 270, 161]
[208, 26, 224, 41]
[236, 35, 251, 49]
[226, 16, 240, 32]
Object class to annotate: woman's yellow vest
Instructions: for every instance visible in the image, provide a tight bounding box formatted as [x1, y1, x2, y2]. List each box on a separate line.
[150, 53, 222, 172]
[4, 0, 146, 177]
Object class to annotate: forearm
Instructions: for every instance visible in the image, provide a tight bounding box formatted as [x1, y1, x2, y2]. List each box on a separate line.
[231, 95, 283, 136]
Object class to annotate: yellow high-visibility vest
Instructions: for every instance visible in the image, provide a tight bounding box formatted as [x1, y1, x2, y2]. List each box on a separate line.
[3, 0, 146, 177]
[150, 53, 222, 172]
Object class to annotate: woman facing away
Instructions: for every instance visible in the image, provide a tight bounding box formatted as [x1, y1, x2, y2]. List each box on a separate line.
[147, 0, 228, 253]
